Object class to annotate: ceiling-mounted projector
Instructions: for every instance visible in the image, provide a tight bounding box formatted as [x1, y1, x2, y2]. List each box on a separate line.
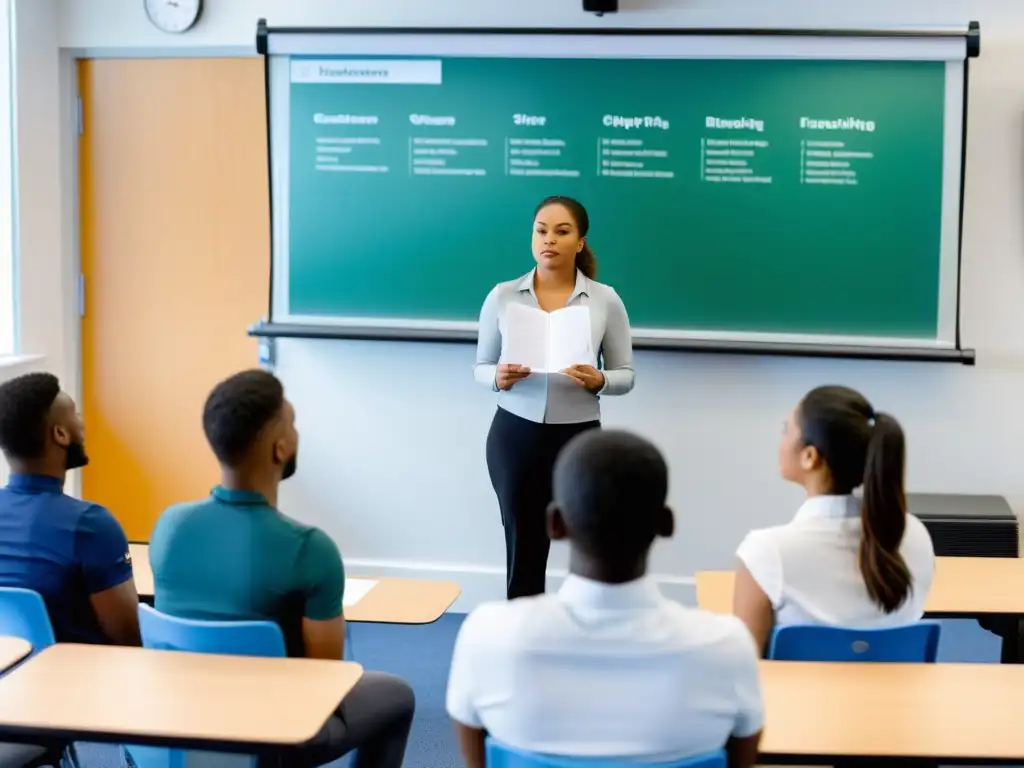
[583, 0, 618, 15]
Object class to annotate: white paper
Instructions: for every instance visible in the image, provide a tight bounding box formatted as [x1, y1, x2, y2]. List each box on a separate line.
[502, 303, 551, 372]
[343, 578, 379, 607]
[547, 306, 595, 372]
[503, 304, 595, 373]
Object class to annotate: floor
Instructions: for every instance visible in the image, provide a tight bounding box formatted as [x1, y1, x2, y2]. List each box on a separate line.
[74, 614, 1004, 768]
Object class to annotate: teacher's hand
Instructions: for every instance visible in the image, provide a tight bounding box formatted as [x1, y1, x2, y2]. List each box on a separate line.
[561, 364, 605, 392]
[496, 363, 531, 390]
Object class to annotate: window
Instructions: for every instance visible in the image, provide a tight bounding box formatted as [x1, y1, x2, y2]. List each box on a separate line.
[0, 0, 13, 356]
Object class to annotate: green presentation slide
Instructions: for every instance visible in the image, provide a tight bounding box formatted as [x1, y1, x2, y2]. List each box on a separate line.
[285, 54, 947, 339]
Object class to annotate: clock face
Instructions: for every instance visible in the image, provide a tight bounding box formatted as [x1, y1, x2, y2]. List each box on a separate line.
[144, 0, 203, 34]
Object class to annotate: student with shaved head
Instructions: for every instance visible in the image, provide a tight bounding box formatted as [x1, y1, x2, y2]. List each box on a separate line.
[446, 429, 764, 768]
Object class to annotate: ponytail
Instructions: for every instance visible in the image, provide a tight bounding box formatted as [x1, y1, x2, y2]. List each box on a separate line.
[859, 412, 912, 613]
[796, 387, 913, 614]
[575, 244, 598, 280]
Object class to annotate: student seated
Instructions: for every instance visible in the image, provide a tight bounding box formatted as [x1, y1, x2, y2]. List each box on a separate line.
[0, 372, 140, 645]
[150, 369, 414, 768]
[447, 430, 763, 768]
[733, 385, 936, 653]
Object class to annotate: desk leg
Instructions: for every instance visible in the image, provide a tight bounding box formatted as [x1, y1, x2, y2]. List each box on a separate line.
[254, 752, 285, 768]
[1000, 618, 1024, 664]
[978, 616, 1024, 663]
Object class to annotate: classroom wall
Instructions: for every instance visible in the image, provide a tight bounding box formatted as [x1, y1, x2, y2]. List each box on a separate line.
[43, 0, 1024, 608]
[11, 0, 74, 393]
[8, 0, 81, 488]
[56, 0, 1024, 48]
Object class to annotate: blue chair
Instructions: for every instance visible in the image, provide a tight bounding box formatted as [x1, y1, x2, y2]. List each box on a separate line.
[129, 606, 287, 768]
[138, 604, 286, 657]
[0, 588, 55, 653]
[768, 622, 941, 662]
[485, 739, 726, 768]
[0, 589, 71, 767]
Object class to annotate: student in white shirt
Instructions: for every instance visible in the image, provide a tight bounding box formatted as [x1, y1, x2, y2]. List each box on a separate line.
[447, 430, 763, 768]
[733, 385, 936, 653]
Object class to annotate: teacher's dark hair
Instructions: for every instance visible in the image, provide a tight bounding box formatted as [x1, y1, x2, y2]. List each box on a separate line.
[535, 195, 597, 280]
[797, 385, 911, 614]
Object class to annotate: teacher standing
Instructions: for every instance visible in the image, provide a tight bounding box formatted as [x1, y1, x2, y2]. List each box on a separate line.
[475, 195, 636, 600]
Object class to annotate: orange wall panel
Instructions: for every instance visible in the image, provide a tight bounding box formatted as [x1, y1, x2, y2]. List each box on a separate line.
[78, 58, 269, 539]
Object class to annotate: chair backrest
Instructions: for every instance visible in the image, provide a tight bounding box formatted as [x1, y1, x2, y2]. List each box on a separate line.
[768, 622, 941, 662]
[485, 740, 726, 768]
[0, 588, 55, 652]
[138, 604, 285, 658]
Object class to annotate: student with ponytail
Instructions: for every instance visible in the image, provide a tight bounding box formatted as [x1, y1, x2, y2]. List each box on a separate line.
[732, 385, 935, 652]
[475, 195, 635, 599]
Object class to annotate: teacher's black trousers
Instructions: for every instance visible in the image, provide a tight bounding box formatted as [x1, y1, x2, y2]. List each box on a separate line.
[486, 407, 600, 600]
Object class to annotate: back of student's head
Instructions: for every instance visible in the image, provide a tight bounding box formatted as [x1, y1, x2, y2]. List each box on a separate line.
[0, 372, 61, 461]
[203, 369, 296, 477]
[793, 385, 909, 613]
[552, 429, 671, 572]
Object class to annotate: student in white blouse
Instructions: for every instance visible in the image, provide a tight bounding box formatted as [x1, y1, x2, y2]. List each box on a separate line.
[733, 385, 936, 653]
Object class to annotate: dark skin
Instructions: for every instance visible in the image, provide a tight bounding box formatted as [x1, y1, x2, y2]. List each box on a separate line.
[453, 505, 761, 768]
[496, 203, 605, 393]
[220, 398, 346, 660]
[546, 504, 674, 585]
[8, 392, 86, 480]
[9, 392, 141, 646]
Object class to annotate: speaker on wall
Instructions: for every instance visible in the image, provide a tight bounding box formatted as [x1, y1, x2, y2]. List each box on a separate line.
[583, 0, 618, 14]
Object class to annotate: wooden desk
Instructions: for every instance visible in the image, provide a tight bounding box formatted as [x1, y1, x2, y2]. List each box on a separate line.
[694, 570, 737, 616]
[344, 577, 461, 624]
[0, 637, 30, 672]
[0, 644, 362, 753]
[129, 542, 152, 599]
[923, 556, 1024, 615]
[760, 661, 1024, 764]
[696, 557, 1024, 617]
[130, 542, 460, 624]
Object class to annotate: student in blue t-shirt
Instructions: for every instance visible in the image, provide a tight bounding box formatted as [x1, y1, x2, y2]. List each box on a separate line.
[0, 372, 140, 646]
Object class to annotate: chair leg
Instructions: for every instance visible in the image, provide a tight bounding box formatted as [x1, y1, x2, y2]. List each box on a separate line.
[58, 743, 80, 768]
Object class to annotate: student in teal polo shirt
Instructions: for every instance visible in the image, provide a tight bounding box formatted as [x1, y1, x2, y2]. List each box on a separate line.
[150, 369, 414, 768]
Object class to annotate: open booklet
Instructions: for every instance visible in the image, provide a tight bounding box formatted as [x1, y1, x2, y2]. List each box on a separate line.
[502, 303, 596, 373]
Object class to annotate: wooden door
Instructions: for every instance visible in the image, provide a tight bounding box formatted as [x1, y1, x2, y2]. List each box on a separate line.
[78, 58, 269, 539]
